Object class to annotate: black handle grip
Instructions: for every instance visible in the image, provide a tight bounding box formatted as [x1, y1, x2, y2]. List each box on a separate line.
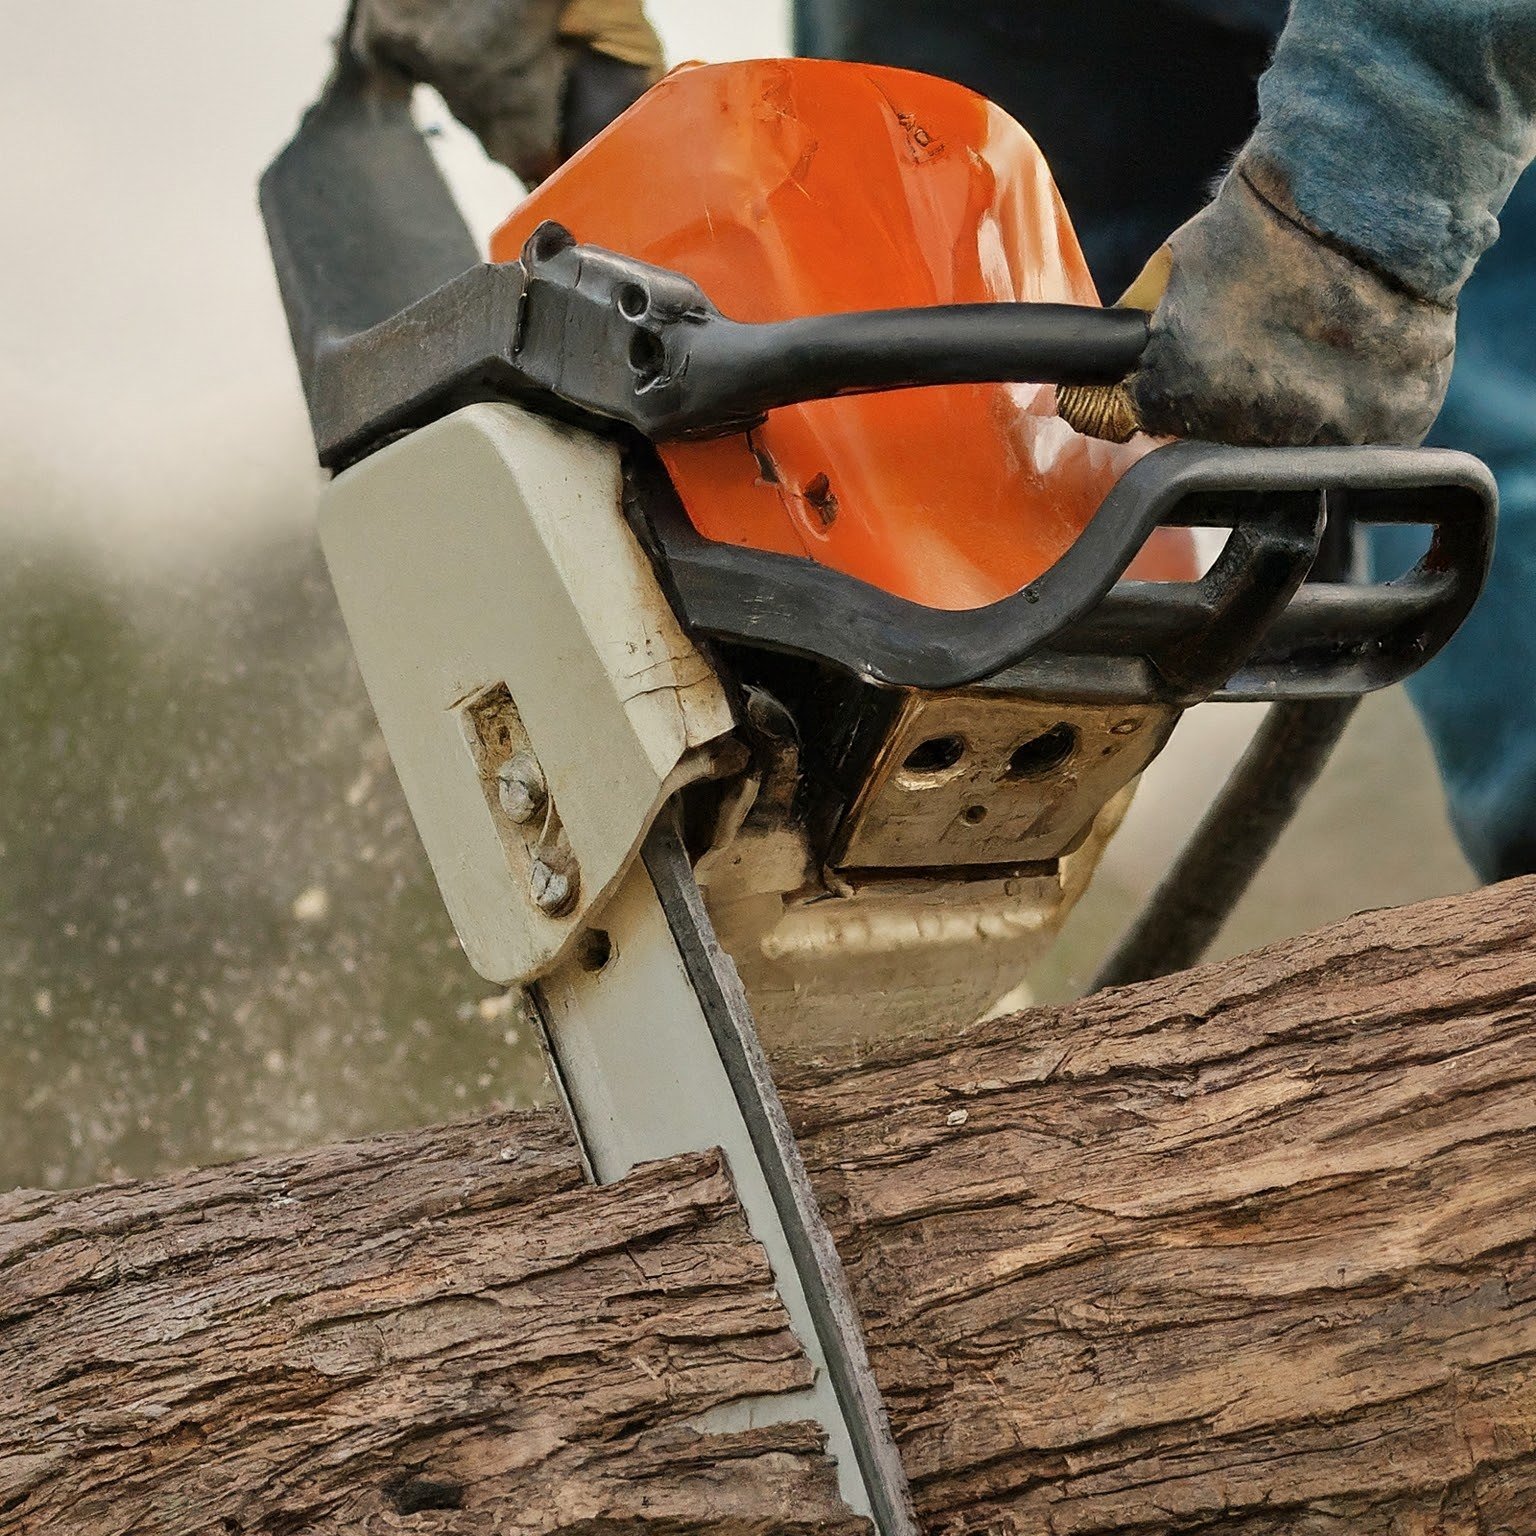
[515, 222, 1148, 441]
[673, 304, 1148, 430]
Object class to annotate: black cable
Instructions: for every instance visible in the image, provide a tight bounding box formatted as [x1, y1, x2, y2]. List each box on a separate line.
[686, 304, 1151, 428]
[1091, 696, 1360, 990]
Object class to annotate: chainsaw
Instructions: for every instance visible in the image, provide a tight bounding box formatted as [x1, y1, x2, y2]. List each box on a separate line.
[261, 41, 1495, 1533]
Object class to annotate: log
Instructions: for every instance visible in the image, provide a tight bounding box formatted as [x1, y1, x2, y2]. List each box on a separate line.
[5, 877, 1536, 1534]
[0, 1122, 853, 1534]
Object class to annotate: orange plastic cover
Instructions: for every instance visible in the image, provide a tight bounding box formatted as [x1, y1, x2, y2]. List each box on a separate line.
[492, 58, 1194, 610]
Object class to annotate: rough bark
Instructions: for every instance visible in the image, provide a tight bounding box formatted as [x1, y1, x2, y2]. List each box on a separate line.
[0, 1120, 853, 1535]
[784, 876, 1536, 1535]
[5, 877, 1536, 1534]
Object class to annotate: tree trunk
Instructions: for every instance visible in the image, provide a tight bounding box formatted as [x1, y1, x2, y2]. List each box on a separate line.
[6, 878, 1536, 1534]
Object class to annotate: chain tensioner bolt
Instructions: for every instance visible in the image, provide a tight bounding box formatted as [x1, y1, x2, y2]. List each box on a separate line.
[496, 751, 546, 824]
[530, 858, 576, 917]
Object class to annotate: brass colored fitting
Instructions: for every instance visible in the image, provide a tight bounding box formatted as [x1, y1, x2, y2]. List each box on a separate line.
[1057, 382, 1141, 444]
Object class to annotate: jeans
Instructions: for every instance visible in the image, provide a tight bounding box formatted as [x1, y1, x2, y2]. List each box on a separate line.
[1375, 170, 1536, 880]
[795, 0, 1536, 881]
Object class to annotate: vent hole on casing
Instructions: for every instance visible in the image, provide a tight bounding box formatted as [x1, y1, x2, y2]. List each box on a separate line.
[902, 735, 965, 776]
[628, 328, 665, 386]
[575, 929, 613, 973]
[1007, 724, 1078, 780]
[615, 281, 650, 321]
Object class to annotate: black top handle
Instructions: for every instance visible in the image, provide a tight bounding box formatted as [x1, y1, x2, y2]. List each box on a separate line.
[509, 222, 1149, 442]
[262, 36, 1151, 474]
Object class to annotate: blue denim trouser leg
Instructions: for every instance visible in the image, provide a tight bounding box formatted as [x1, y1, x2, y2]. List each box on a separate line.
[1372, 169, 1536, 881]
[796, 0, 1536, 880]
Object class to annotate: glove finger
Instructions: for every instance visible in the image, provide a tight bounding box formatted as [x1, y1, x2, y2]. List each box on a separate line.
[353, 0, 569, 183]
[558, 0, 663, 73]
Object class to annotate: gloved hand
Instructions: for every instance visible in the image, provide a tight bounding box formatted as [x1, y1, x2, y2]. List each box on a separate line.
[352, 0, 663, 185]
[1058, 152, 1457, 447]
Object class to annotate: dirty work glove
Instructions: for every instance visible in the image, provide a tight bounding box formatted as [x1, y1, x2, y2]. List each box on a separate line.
[352, 0, 663, 185]
[1057, 152, 1458, 447]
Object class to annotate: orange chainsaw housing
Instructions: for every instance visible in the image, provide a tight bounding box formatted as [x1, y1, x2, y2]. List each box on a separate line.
[492, 58, 1195, 612]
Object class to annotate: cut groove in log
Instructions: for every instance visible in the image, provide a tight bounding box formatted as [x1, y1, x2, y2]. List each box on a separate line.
[5, 876, 1536, 1534]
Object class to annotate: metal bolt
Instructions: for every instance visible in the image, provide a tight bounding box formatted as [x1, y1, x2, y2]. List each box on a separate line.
[530, 858, 576, 917]
[496, 751, 546, 823]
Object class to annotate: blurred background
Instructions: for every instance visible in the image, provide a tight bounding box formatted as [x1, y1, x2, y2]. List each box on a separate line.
[0, 2, 1471, 1191]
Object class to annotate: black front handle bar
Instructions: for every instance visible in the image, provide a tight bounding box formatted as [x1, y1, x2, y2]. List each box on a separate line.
[277, 208, 1151, 468]
[637, 438, 1496, 698]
